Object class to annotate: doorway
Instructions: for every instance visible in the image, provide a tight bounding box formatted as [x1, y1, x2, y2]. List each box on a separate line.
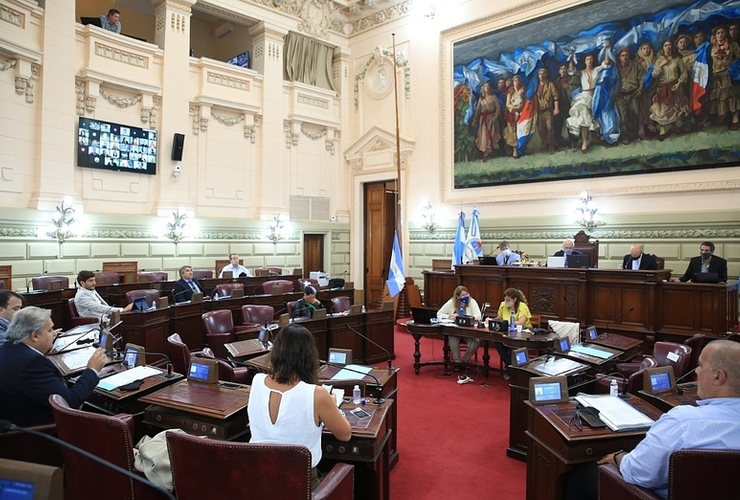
[303, 234, 324, 278]
[364, 180, 397, 306]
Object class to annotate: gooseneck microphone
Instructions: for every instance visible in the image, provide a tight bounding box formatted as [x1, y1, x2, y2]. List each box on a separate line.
[344, 323, 394, 372]
[145, 351, 177, 378]
[675, 367, 699, 394]
[0, 419, 176, 500]
[320, 360, 385, 404]
[604, 307, 634, 335]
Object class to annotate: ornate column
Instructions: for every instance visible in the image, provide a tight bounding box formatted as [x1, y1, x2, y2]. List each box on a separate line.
[333, 46, 351, 223]
[248, 21, 288, 217]
[151, 0, 196, 211]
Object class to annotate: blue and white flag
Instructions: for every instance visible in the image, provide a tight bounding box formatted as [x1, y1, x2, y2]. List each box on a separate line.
[451, 211, 466, 268]
[386, 231, 405, 298]
[464, 208, 483, 264]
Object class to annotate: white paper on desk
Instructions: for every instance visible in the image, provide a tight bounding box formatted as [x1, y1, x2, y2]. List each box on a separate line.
[532, 358, 584, 376]
[575, 393, 654, 432]
[97, 366, 161, 391]
[571, 344, 612, 359]
[330, 364, 373, 381]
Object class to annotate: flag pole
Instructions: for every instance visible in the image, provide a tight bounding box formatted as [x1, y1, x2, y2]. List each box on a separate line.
[391, 33, 403, 251]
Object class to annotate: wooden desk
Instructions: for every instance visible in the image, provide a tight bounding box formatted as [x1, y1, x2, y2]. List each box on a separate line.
[85, 365, 183, 415]
[585, 333, 643, 361]
[168, 301, 205, 350]
[508, 359, 592, 461]
[322, 401, 393, 500]
[326, 313, 364, 363]
[95, 282, 149, 307]
[637, 385, 700, 413]
[140, 380, 250, 440]
[362, 309, 395, 365]
[224, 339, 269, 360]
[320, 365, 400, 470]
[119, 308, 169, 355]
[424, 267, 738, 349]
[404, 320, 559, 375]
[525, 398, 663, 500]
[20, 290, 65, 331]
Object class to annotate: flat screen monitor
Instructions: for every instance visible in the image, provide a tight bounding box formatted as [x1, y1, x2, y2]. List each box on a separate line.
[123, 343, 145, 368]
[586, 326, 598, 341]
[328, 348, 352, 366]
[644, 366, 676, 394]
[0, 458, 62, 500]
[77, 117, 157, 175]
[547, 256, 566, 268]
[410, 307, 435, 325]
[226, 51, 250, 69]
[529, 376, 569, 405]
[556, 336, 571, 353]
[187, 358, 218, 383]
[96, 330, 114, 352]
[511, 348, 529, 367]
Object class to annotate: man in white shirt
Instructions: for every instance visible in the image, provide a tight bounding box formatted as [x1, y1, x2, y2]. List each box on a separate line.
[74, 270, 132, 319]
[219, 253, 251, 278]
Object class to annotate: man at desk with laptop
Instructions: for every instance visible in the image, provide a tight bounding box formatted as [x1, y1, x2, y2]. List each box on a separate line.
[75, 270, 133, 319]
[569, 339, 740, 499]
[672, 241, 728, 284]
[219, 253, 252, 278]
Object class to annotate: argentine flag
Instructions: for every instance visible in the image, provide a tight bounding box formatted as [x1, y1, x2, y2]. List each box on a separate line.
[386, 231, 405, 298]
[464, 208, 483, 264]
[451, 211, 466, 269]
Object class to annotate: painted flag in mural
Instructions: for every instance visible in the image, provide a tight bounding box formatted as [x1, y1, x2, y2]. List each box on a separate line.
[516, 87, 536, 158]
[386, 231, 405, 298]
[691, 42, 709, 113]
[451, 211, 466, 269]
[463, 208, 483, 264]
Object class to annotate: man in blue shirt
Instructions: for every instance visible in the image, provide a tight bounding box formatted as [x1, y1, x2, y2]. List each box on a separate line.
[601, 339, 740, 498]
[99, 9, 121, 34]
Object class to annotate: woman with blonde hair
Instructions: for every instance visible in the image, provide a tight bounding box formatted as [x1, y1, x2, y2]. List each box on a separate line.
[493, 288, 532, 379]
[437, 285, 482, 381]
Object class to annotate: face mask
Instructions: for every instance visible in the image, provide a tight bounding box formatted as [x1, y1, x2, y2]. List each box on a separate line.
[459, 295, 469, 304]
[563, 248, 573, 256]
[503, 248, 512, 256]
[701, 251, 712, 260]
[505, 300, 514, 308]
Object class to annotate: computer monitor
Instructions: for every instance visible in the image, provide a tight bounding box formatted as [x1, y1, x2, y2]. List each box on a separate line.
[187, 358, 219, 383]
[529, 376, 569, 405]
[644, 366, 676, 394]
[132, 296, 148, 311]
[96, 330, 114, 352]
[312, 308, 327, 320]
[585, 326, 598, 341]
[547, 256, 566, 268]
[328, 348, 352, 366]
[556, 336, 571, 353]
[511, 348, 529, 367]
[80, 16, 102, 28]
[123, 343, 145, 368]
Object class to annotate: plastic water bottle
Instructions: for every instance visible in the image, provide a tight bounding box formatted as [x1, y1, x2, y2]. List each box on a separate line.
[610, 379, 619, 397]
[509, 312, 516, 335]
[361, 305, 366, 314]
[352, 385, 361, 404]
[213, 291, 219, 301]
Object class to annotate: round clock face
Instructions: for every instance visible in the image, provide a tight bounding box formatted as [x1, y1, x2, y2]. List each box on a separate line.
[366, 61, 394, 99]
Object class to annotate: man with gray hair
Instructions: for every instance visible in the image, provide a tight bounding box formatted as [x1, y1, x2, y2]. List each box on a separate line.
[0, 307, 105, 426]
[621, 243, 659, 270]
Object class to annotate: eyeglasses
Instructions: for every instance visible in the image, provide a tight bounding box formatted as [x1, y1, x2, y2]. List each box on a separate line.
[568, 411, 584, 432]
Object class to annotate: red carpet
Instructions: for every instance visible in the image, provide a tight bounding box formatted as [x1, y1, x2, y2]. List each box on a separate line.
[387, 323, 526, 499]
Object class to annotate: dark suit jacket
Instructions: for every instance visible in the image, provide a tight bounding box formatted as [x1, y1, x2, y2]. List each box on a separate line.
[622, 253, 659, 270]
[173, 278, 205, 303]
[679, 255, 729, 283]
[0, 341, 99, 426]
[554, 249, 583, 257]
[290, 298, 325, 320]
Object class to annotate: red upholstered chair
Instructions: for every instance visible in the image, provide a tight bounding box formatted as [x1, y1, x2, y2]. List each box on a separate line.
[330, 296, 351, 314]
[201, 310, 236, 359]
[286, 301, 298, 317]
[598, 449, 740, 500]
[31, 275, 70, 290]
[125, 289, 161, 307]
[215, 283, 244, 297]
[242, 305, 274, 327]
[68, 298, 99, 327]
[616, 341, 693, 379]
[683, 334, 706, 381]
[94, 271, 120, 285]
[166, 333, 199, 375]
[136, 271, 168, 283]
[262, 279, 294, 294]
[593, 357, 658, 395]
[0, 423, 62, 467]
[192, 269, 213, 280]
[49, 395, 163, 500]
[254, 268, 270, 277]
[200, 347, 253, 385]
[167, 432, 354, 500]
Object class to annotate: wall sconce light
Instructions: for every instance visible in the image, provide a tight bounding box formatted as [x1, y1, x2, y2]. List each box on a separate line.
[421, 201, 438, 233]
[165, 209, 188, 244]
[46, 197, 79, 244]
[574, 190, 605, 231]
[266, 214, 285, 244]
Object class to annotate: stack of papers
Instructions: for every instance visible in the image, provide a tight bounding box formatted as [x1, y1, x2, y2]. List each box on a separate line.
[533, 358, 584, 376]
[97, 366, 161, 391]
[575, 393, 654, 431]
[571, 344, 613, 359]
[330, 364, 373, 381]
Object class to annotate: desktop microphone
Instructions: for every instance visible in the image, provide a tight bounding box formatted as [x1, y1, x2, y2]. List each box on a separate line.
[0, 419, 176, 500]
[478, 302, 490, 327]
[319, 360, 384, 404]
[145, 351, 177, 378]
[674, 367, 699, 394]
[604, 307, 634, 335]
[344, 323, 394, 372]
[54, 328, 101, 354]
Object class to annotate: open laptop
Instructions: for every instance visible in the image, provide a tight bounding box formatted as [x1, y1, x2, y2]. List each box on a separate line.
[547, 256, 565, 268]
[80, 16, 102, 28]
[693, 272, 720, 284]
[312, 308, 327, 320]
[132, 296, 149, 311]
[566, 254, 589, 268]
[222, 271, 233, 279]
[411, 307, 436, 325]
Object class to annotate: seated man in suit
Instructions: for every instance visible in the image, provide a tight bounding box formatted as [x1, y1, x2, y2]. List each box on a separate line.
[0, 291, 23, 344]
[673, 241, 728, 283]
[173, 265, 206, 303]
[621, 244, 659, 270]
[553, 238, 582, 257]
[567, 339, 740, 499]
[74, 270, 132, 319]
[0, 307, 105, 426]
[496, 240, 521, 266]
[219, 253, 252, 278]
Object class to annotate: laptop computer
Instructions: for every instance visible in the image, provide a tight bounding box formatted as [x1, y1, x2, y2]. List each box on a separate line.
[547, 256, 566, 268]
[566, 254, 590, 268]
[693, 272, 720, 283]
[312, 308, 327, 320]
[80, 16, 102, 28]
[411, 307, 436, 325]
[132, 296, 149, 311]
[644, 366, 676, 394]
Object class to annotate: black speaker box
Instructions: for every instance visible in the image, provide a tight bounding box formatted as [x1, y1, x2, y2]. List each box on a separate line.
[171, 133, 185, 161]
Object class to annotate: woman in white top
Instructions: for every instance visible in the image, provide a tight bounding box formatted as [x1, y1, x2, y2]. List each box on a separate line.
[248, 323, 351, 489]
[437, 285, 482, 372]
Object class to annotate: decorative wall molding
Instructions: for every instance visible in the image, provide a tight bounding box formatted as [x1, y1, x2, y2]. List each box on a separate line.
[284, 121, 299, 148]
[210, 108, 244, 127]
[189, 105, 208, 135]
[0, 58, 16, 71]
[0, 4, 23, 27]
[94, 43, 148, 68]
[297, 93, 329, 109]
[349, 1, 411, 36]
[408, 228, 740, 241]
[207, 72, 250, 91]
[99, 88, 142, 108]
[354, 45, 410, 110]
[301, 123, 327, 140]
[14, 76, 33, 103]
